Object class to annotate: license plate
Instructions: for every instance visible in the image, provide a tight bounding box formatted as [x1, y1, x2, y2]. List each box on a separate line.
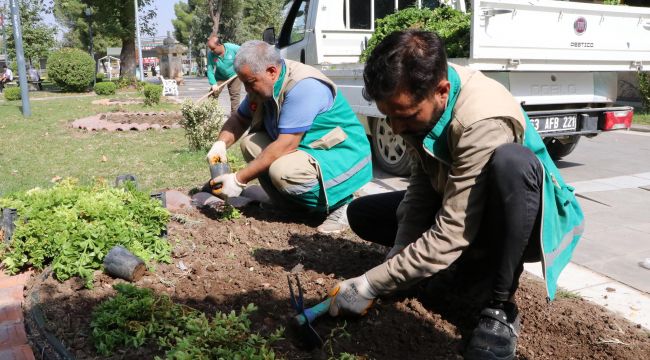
[530, 114, 578, 133]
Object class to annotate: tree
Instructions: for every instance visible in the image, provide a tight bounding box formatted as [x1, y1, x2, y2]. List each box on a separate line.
[237, 0, 285, 43]
[5, 0, 56, 67]
[172, 0, 285, 47]
[53, 0, 156, 78]
[52, 0, 121, 57]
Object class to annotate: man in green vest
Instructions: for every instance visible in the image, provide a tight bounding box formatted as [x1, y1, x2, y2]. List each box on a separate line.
[206, 36, 241, 114]
[207, 40, 372, 234]
[326, 30, 584, 360]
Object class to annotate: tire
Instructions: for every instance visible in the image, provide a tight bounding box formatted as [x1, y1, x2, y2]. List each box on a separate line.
[544, 136, 580, 160]
[370, 117, 411, 176]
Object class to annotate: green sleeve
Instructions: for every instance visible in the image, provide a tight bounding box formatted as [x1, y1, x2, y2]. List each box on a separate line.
[206, 52, 217, 85]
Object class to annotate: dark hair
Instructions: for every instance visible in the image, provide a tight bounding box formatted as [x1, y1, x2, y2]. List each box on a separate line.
[363, 30, 448, 103]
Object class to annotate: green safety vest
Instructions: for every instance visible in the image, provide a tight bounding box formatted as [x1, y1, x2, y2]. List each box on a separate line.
[425, 66, 585, 300]
[248, 60, 372, 211]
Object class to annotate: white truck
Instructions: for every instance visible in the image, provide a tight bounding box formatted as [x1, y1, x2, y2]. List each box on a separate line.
[264, 0, 650, 175]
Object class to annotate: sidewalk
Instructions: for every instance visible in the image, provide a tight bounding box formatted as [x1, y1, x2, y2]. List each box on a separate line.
[0, 270, 34, 360]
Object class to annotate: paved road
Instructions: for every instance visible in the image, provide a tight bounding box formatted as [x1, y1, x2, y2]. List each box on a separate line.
[174, 76, 241, 111]
[176, 76, 650, 294]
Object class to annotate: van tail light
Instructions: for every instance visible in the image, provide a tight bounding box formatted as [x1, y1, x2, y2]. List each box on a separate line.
[603, 110, 633, 131]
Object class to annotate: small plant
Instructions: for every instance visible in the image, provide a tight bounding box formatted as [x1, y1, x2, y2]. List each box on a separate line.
[47, 48, 95, 92]
[556, 289, 581, 300]
[638, 72, 650, 113]
[324, 321, 364, 360]
[179, 99, 226, 150]
[219, 204, 241, 220]
[144, 84, 163, 106]
[360, 6, 470, 62]
[96, 72, 105, 82]
[603, 0, 621, 5]
[91, 283, 283, 358]
[3, 87, 21, 101]
[0, 179, 171, 287]
[94, 82, 117, 95]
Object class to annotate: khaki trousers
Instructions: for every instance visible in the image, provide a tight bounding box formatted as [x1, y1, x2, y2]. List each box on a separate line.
[212, 77, 243, 114]
[240, 132, 321, 211]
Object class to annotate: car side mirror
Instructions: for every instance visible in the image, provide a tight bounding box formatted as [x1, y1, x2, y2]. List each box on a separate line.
[263, 27, 276, 45]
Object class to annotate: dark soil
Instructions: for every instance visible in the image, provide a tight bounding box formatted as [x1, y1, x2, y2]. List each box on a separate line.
[100, 112, 182, 126]
[26, 204, 650, 359]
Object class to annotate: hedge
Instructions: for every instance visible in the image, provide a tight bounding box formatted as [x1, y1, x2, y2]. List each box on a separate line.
[143, 84, 163, 106]
[3, 87, 21, 101]
[47, 48, 95, 92]
[94, 82, 117, 95]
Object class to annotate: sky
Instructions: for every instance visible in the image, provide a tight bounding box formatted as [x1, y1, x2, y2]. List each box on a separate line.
[41, 0, 180, 40]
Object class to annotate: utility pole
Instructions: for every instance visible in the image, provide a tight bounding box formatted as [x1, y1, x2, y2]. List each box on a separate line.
[134, 0, 144, 81]
[1, 5, 8, 65]
[188, 38, 192, 76]
[84, 8, 95, 87]
[8, 0, 30, 117]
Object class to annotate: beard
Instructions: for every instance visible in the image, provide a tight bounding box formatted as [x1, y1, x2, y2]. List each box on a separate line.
[401, 106, 445, 137]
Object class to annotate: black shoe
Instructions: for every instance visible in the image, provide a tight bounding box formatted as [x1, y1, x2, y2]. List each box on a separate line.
[464, 305, 520, 360]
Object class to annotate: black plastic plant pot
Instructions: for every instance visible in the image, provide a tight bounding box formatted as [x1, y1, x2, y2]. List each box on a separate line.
[150, 192, 167, 209]
[150, 192, 168, 238]
[1, 208, 18, 244]
[115, 174, 138, 188]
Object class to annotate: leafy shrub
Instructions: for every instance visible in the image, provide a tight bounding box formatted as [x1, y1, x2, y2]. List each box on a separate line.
[360, 6, 470, 62]
[638, 72, 650, 113]
[3, 87, 21, 101]
[143, 84, 163, 106]
[47, 48, 95, 92]
[0, 179, 171, 287]
[180, 99, 225, 150]
[94, 82, 117, 95]
[91, 284, 283, 358]
[96, 72, 105, 82]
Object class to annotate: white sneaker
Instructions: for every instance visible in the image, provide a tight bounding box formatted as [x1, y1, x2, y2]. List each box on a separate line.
[317, 204, 349, 235]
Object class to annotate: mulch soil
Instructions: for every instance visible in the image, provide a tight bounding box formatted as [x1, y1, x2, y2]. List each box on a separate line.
[25, 203, 650, 359]
[100, 112, 182, 126]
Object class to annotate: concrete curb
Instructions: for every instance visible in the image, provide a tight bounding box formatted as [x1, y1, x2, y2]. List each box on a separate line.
[631, 124, 650, 133]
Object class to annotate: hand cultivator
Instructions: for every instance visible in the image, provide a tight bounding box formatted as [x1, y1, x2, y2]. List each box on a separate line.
[287, 274, 332, 349]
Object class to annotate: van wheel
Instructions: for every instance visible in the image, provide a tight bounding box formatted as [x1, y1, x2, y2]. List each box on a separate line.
[370, 118, 411, 176]
[544, 136, 580, 160]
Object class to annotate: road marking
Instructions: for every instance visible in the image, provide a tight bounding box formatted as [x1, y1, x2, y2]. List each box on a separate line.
[569, 172, 650, 194]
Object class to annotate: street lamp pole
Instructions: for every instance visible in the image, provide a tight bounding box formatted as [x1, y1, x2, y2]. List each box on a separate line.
[1, 9, 9, 65]
[188, 38, 192, 76]
[134, 0, 144, 81]
[84, 7, 95, 87]
[8, 0, 30, 117]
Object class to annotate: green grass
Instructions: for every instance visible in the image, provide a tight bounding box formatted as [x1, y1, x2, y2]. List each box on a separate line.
[555, 288, 581, 300]
[633, 111, 650, 126]
[0, 95, 243, 195]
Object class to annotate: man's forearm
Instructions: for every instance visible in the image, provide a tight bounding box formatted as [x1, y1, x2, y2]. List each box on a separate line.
[217, 112, 251, 147]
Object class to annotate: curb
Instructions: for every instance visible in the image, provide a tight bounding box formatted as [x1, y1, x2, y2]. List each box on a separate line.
[0, 270, 35, 360]
[631, 125, 650, 133]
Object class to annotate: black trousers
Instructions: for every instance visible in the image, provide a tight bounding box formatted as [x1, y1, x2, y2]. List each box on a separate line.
[348, 143, 543, 302]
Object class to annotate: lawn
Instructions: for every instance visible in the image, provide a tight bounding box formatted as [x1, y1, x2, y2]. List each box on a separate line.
[634, 111, 650, 126]
[0, 94, 242, 195]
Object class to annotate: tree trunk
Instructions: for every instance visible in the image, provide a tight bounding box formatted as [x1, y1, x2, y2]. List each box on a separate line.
[120, 37, 137, 79]
[209, 0, 223, 36]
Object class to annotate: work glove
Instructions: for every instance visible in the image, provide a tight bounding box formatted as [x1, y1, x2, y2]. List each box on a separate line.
[211, 84, 221, 92]
[328, 274, 377, 317]
[206, 140, 227, 164]
[385, 244, 405, 260]
[210, 172, 245, 198]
